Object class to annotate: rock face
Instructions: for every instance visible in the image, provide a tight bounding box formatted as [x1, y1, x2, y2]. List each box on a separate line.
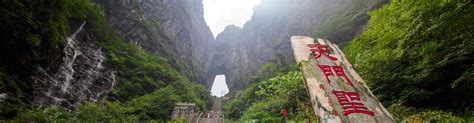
[206, 26, 242, 88]
[0, 0, 388, 109]
[208, 0, 387, 90]
[1, 0, 215, 111]
[30, 22, 116, 109]
[97, 0, 215, 85]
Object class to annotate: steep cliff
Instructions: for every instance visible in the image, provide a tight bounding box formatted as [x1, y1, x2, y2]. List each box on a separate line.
[30, 22, 115, 109]
[97, 0, 215, 85]
[0, 0, 117, 117]
[206, 25, 243, 88]
[0, 0, 214, 119]
[208, 0, 387, 90]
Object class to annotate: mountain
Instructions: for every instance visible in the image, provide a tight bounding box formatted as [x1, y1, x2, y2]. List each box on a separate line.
[222, 0, 473, 121]
[97, 0, 215, 85]
[0, 0, 118, 114]
[208, 0, 387, 90]
[0, 0, 214, 119]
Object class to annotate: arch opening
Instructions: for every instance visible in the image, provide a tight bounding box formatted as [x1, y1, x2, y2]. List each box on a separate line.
[210, 74, 229, 97]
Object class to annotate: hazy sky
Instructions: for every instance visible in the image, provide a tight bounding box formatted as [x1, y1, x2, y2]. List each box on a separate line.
[204, 0, 261, 97]
[210, 75, 228, 97]
[203, 0, 262, 37]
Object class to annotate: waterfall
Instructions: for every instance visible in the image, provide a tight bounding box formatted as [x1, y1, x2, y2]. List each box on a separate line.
[31, 21, 116, 109]
[60, 21, 86, 92]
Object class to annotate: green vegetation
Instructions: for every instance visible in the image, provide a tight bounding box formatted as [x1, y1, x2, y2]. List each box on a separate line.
[2, 0, 473, 122]
[344, 0, 473, 121]
[0, 0, 212, 121]
[223, 63, 311, 121]
[14, 87, 188, 121]
[102, 30, 213, 111]
[225, 0, 473, 122]
[0, 67, 26, 119]
[1, 0, 106, 119]
[247, 62, 299, 84]
[314, 0, 387, 45]
[388, 102, 473, 122]
[242, 72, 308, 121]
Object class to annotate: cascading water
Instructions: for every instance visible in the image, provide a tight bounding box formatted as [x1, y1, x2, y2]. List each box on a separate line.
[31, 21, 116, 109]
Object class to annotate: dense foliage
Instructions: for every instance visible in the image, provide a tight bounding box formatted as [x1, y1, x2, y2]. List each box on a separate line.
[313, 0, 387, 45]
[0, 0, 212, 121]
[242, 72, 309, 121]
[0, 0, 106, 119]
[222, 63, 282, 120]
[102, 29, 213, 112]
[14, 87, 186, 121]
[223, 63, 311, 122]
[247, 63, 298, 84]
[345, 0, 473, 121]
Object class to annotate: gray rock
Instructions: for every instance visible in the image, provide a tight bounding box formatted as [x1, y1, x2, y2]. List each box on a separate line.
[98, 0, 215, 85]
[206, 0, 387, 90]
[31, 22, 116, 109]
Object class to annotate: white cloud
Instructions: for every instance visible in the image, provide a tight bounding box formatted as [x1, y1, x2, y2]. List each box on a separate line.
[203, 0, 261, 37]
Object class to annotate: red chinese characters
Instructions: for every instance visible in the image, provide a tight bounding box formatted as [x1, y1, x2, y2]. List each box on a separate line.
[332, 90, 374, 116]
[309, 43, 374, 117]
[318, 65, 333, 84]
[307, 44, 337, 61]
[318, 65, 354, 86]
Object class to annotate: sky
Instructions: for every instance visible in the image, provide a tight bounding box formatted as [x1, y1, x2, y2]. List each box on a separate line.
[210, 75, 228, 97]
[203, 0, 262, 37]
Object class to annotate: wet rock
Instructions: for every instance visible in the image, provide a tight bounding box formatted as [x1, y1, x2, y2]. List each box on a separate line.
[207, 0, 387, 90]
[30, 22, 115, 109]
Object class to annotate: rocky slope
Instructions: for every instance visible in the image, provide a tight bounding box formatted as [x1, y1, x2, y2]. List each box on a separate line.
[208, 0, 388, 90]
[0, 0, 386, 113]
[30, 22, 116, 109]
[0, 0, 119, 114]
[0, 0, 215, 118]
[97, 0, 215, 84]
